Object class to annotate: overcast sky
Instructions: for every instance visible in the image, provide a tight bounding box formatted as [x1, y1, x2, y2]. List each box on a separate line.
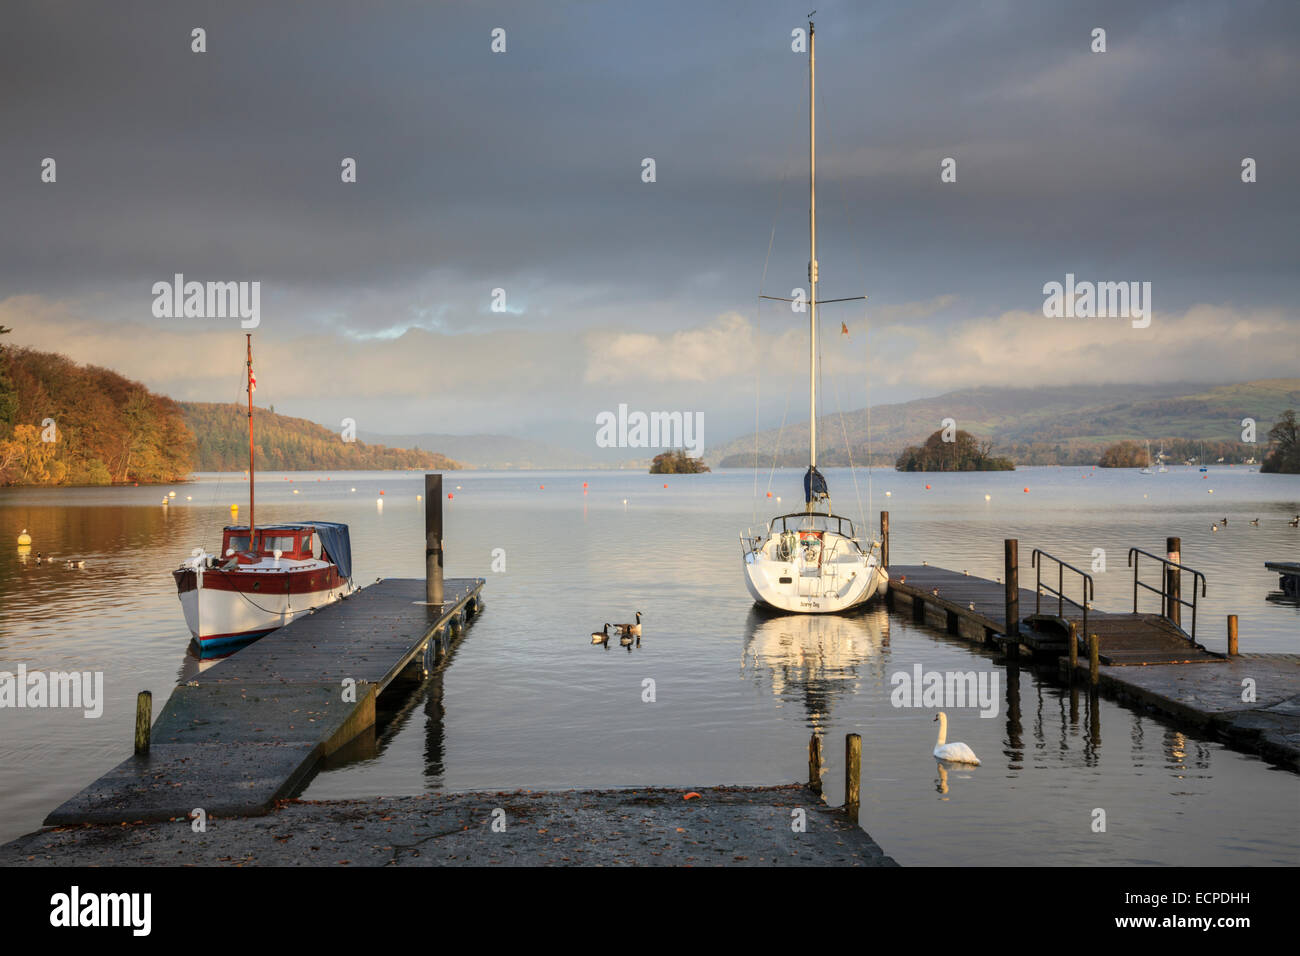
[2, 0, 1296, 453]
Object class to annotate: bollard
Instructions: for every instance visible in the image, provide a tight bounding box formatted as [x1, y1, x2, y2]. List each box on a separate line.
[1089, 633, 1100, 686]
[1227, 614, 1238, 656]
[425, 474, 444, 608]
[134, 691, 152, 755]
[879, 511, 889, 570]
[1068, 620, 1078, 676]
[808, 734, 822, 795]
[1004, 539, 1019, 659]
[1165, 536, 1181, 628]
[844, 733, 861, 816]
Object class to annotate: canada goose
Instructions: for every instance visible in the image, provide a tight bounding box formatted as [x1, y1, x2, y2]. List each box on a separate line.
[1221, 517, 1228, 526]
[34, 552, 45, 565]
[616, 608, 642, 639]
[590, 624, 611, 645]
[1211, 524, 1218, 532]
[1290, 516, 1300, 528]
[619, 631, 633, 647]
[65, 559, 85, 569]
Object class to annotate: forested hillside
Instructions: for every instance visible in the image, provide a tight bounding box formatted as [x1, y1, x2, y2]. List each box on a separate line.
[0, 343, 192, 485]
[183, 403, 462, 472]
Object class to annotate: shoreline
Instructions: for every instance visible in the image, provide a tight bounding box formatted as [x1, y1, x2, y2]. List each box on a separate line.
[0, 786, 898, 867]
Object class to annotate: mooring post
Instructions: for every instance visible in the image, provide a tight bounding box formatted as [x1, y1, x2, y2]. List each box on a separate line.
[1088, 633, 1100, 686]
[1004, 539, 1019, 659]
[134, 690, 152, 755]
[1068, 620, 1078, 677]
[808, 733, 822, 795]
[425, 473, 444, 609]
[879, 511, 889, 570]
[1227, 614, 1238, 656]
[1165, 536, 1181, 628]
[844, 733, 861, 816]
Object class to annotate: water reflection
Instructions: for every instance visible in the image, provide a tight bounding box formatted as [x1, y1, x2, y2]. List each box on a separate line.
[741, 605, 889, 732]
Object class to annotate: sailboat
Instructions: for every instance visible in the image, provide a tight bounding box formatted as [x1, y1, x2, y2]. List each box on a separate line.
[1157, 442, 1168, 473]
[1139, 440, 1153, 474]
[172, 334, 358, 657]
[740, 19, 888, 614]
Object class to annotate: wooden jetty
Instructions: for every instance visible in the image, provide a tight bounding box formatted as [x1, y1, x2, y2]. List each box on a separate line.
[45, 475, 485, 826]
[1266, 561, 1300, 598]
[877, 515, 1300, 771]
[885, 533, 1222, 666]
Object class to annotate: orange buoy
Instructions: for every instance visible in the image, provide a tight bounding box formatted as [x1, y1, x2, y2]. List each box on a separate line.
[540, 485, 545, 490]
[1023, 487, 1029, 493]
[379, 490, 385, 495]
[448, 493, 453, 499]
[582, 482, 588, 488]
[925, 484, 931, 490]
[683, 791, 702, 801]
[663, 483, 668, 488]
[766, 491, 772, 497]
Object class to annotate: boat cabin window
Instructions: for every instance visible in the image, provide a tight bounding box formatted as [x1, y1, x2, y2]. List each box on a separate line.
[261, 534, 297, 555]
[223, 530, 312, 557]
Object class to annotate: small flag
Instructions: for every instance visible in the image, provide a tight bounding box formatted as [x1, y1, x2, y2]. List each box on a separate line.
[249, 368, 257, 392]
[841, 321, 849, 336]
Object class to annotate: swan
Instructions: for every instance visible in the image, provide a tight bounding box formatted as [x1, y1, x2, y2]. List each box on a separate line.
[590, 624, 610, 645]
[933, 712, 980, 765]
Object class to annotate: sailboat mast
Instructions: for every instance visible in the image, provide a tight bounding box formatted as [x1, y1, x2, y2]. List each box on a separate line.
[808, 17, 818, 486]
[246, 333, 255, 542]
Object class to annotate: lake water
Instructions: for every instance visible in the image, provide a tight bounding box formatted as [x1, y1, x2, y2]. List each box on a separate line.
[1, 466, 1297, 862]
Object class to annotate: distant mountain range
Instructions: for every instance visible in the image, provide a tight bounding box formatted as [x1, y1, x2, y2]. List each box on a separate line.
[356, 431, 600, 470]
[709, 379, 1300, 468]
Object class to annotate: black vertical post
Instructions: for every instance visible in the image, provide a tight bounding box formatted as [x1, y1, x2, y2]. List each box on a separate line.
[1165, 536, 1181, 629]
[879, 511, 889, 569]
[426, 474, 444, 608]
[1004, 539, 1019, 658]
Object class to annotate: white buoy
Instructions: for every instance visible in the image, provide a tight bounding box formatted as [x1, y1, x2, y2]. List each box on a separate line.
[885, 491, 892, 497]
[293, 489, 299, 494]
[984, 494, 991, 501]
[169, 491, 177, 498]
[351, 487, 356, 492]
[376, 497, 384, 510]
[17, 529, 32, 546]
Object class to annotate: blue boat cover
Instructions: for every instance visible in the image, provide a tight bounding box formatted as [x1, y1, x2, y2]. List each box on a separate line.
[804, 466, 829, 506]
[224, 521, 353, 581]
[303, 522, 353, 582]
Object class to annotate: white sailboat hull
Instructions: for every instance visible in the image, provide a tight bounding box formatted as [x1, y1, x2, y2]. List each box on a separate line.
[743, 543, 887, 614]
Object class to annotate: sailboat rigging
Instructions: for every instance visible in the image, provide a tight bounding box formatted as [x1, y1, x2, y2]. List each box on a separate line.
[740, 18, 888, 614]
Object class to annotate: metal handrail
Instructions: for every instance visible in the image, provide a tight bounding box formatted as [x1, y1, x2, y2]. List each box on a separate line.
[1031, 549, 1095, 646]
[1127, 548, 1207, 641]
